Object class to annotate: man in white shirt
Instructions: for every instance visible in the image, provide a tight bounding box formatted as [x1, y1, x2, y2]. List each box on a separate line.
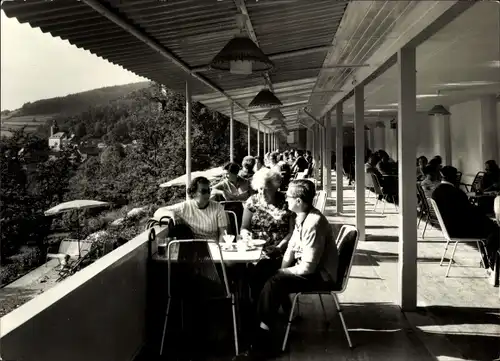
[234, 179, 338, 359]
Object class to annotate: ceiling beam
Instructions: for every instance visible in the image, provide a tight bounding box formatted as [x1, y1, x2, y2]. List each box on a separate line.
[81, 0, 270, 131]
[233, 0, 274, 92]
[302, 108, 325, 128]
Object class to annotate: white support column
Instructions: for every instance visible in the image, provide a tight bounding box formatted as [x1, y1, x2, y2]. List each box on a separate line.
[185, 81, 192, 200]
[336, 103, 344, 213]
[354, 86, 365, 242]
[323, 112, 332, 196]
[374, 122, 386, 150]
[431, 113, 452, 165]
[257, 121, 261, 156]
[264, 131, 267, 155]
[229, 101, 234, 163]
[248, 114, 251, 156]
[397, 46, 418, 311]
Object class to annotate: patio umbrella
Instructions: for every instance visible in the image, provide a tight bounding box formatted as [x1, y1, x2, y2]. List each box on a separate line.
[160, 167, 226, 188]
[45, 200, 111, 257]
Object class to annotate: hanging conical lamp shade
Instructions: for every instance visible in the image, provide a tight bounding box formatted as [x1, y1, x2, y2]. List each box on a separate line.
[428, 104, 450, 116]
[210, 15, 274, 75]
[249, 89, 282, 108]
[263, 108, 285, 120]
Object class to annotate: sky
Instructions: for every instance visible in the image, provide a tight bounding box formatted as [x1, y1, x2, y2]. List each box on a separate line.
[1, 10, 146, 111]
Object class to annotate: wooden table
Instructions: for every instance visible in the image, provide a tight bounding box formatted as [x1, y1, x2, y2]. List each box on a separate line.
[153, 241, 263, 264]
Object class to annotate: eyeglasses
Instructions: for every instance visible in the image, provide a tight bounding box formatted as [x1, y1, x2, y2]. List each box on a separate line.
[199, 188, 211, 195]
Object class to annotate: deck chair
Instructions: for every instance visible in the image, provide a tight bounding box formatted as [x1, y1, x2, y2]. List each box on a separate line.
[56, 240, 97, 281]
[46, 239, 82, 265]
[370, 173, 398, 214]
[160, 240, 239, 356]
[428, 198, 486, 277]
[282, 225, 359, 351]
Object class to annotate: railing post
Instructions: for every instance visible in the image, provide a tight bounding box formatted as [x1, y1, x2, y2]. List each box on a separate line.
[354, 86, 365, 242]
[397, 45, 418, 311]
[323, 111, 332, 196]
[336, 103, 344, 213]
[230, 101, 234, 163]
[248, 113, 251, 156]
[257, 121, 261, 156]
[185, 81, 192, 200]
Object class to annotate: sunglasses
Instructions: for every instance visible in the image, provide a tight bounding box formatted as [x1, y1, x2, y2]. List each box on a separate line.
[199, 188, 211, 195]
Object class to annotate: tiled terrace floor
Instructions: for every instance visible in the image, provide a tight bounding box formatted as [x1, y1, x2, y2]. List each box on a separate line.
[146, 174, 499, 361]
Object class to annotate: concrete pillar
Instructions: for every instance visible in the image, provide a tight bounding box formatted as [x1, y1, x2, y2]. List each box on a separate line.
[336, 103, 344, 213]
[397, 46, 418, 311]
[479, 95, 499, 163]
[323, 112, 332, 196]
[257, 121, 260, 156]
[373, 121, 386, 151]
[431, 112, 452, 165]
[354, 86, 365, 242]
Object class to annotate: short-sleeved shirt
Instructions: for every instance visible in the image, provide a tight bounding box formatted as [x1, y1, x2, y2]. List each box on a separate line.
[244, 193, 293, 249]
[156, 200, 228, 240]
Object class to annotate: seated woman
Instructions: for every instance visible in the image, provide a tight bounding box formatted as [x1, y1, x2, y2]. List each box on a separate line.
[153, 176, 228, 243]
[240, 168, 294, 301]
[211, 162, 251, 202]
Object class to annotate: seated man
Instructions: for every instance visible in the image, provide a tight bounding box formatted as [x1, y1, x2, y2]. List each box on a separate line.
[235, 179, 339, 359]
[153, 176, 228, 243]
[432, 166, 499, 269]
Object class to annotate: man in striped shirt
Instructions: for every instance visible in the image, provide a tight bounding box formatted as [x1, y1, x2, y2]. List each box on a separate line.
[154, 177, 228, 242]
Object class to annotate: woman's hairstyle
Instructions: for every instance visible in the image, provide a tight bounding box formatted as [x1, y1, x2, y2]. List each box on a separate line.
[417, 155, 428, 164]
[187, 176, 210, 198]
[251, 167, 282, 190]
[223, 162, 240, 174]
[242, 156, 255, 170]
[288, 179, 316, 205]
[269, 152, 279, 163]
[255, 155, 264, 165]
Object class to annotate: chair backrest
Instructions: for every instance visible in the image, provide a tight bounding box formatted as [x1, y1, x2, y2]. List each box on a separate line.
[313, 190, 327, 213]
[428, 198, 450, 240]
[370, 173, 384, 195]
[416, 183, 430, 213]
[455, 171, 463, 187]
[334, 225, 359, 292]
[471, 171, 485, 192]
[166, 240, 231, 300]
[167, 223, 195, 240]
[224, 210, 239, 236]
[58, 239, 83, 258]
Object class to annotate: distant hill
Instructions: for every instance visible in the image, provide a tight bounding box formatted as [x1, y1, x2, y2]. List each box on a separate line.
[1, 81, 150, 138]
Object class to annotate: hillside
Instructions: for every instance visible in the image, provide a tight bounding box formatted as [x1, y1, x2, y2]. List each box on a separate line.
[1, 81, 150, 138]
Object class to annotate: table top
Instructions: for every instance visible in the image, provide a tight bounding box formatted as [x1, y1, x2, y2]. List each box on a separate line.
[153, 241, 263, 264]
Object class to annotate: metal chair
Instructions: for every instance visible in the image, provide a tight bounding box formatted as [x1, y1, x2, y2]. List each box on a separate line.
[417, 183, 438, 238]
[371, 173, 398, 214]
[428, 198, 485, 277]
[282, 225, 359, 351]
[159, 239, 239, 356]
[224, 209, 239, 236]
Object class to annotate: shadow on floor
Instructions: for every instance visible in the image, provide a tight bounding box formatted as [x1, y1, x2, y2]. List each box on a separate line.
[410, 306, 500, 361]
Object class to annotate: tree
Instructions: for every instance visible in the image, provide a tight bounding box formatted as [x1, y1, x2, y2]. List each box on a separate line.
[75, 123, 87, 139]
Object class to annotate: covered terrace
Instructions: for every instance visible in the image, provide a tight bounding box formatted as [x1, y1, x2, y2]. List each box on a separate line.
[1, 1, 499, 360]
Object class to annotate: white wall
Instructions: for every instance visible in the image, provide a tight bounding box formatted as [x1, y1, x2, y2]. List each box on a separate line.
[449, 96, 499, 183]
